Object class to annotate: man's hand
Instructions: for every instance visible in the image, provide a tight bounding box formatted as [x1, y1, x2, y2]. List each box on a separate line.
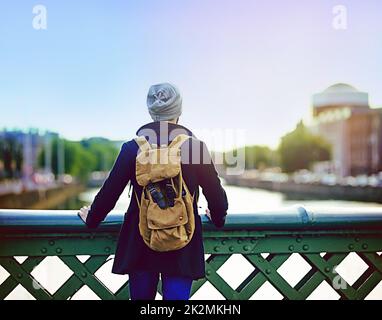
[205, 208, 212, 221]
[78, 206, 90, 223]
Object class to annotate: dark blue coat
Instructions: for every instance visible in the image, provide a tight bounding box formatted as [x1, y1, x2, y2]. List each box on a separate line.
[86, 121, 228, 280]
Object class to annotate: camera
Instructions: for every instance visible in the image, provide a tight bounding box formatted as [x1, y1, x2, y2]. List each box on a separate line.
[147, 178, 187, 210]
[147, 182, 167, 209]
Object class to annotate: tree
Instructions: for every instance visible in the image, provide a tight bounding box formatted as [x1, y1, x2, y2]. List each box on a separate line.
[244, 145, 278, 170]
[224, 145, 278, 170]
[0, 135, 23, 179]
[38, 137, 119, 182]
[63, 140, 97, 181]
[14, 142, 23, 178]
[278, 121, 331, 173]
[0, 139, 3, 180]
[2, 137, 13, 179]
[80, 138, 119, 172]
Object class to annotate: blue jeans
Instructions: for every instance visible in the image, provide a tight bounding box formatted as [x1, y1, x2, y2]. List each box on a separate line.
[129, 271, 193, 300]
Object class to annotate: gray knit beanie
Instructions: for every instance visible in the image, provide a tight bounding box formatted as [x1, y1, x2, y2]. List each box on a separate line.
[147, 83, 182, 121]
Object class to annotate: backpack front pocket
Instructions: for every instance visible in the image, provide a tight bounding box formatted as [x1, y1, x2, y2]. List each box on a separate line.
[149, 226, 189, 252]
[147, 198, 188, 230]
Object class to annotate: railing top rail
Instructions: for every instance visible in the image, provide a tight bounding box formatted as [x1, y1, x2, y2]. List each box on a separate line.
[1, 206, 382, 233]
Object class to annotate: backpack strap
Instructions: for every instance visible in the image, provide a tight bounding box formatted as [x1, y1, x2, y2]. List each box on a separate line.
[134, 190, 141, 210]
[169, 134, 191, 150]
[135, 136, 152, 152]
[168, 134, 191, 198]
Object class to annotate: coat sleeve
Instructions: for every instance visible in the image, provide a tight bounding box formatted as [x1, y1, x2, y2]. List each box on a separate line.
[197, 141, 228, 228]
[86, 142, 133, 229]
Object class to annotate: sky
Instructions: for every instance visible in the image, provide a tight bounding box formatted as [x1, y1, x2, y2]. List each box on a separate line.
[1, 0, 382, 150]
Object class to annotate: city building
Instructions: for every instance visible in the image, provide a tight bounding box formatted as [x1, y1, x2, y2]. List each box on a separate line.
[311, 83, 382, 177]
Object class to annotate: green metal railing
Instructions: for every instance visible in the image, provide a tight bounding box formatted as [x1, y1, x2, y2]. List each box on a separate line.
[1, 207, 382, 300]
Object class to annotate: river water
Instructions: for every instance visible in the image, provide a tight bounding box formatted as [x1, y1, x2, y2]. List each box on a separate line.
[2, 183, 382, 300]
[79, 183, 382, 213]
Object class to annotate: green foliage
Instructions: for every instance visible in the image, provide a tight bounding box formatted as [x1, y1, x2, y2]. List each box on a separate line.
[224, 145, 278, 170]
[243, 145, 279, 170]
[278, 121, 331, 173]
[38, 137, 119, 182]
[80, 138, 119, 172]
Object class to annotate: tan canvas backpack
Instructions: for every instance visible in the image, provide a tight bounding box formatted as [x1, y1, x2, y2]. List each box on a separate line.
[134, 134, 195, 252]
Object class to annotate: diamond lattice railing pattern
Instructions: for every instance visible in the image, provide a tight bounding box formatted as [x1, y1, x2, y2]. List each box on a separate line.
[0, 208, 382, 300]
